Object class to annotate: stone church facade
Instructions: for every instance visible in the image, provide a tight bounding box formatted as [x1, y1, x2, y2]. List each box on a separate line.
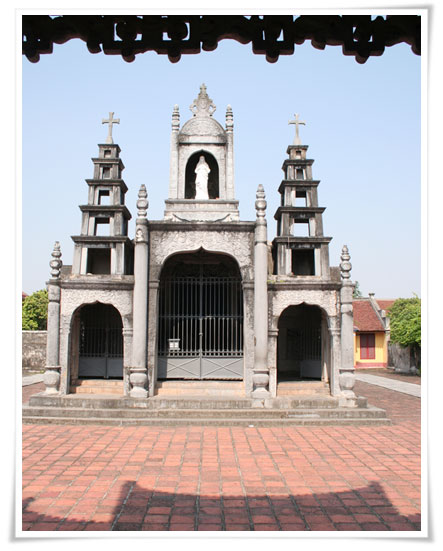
[43, 85, 357, 408]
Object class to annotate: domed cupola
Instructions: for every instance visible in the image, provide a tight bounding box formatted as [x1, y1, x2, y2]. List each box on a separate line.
[164, 84, 239, 222]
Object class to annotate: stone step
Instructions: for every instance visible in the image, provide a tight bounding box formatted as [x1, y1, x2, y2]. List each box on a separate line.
[155, 380, 244, 397]
[277, 384, 330, 396]
[29, 393, 359, 410]
[22, 405, 389, 421]
[70, 380, 124, 395]
[21, 413, 391, 427]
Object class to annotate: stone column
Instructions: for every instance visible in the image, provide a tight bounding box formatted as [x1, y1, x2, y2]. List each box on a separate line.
[129, 185, 149, 398]
[329, 320, 341, 396]
[339, 245, 357, 407]
[252, 185, 270, 404]
[147, 279, 160, 397]
[43, 242, 62, 394]
[267, 328, 279, 398]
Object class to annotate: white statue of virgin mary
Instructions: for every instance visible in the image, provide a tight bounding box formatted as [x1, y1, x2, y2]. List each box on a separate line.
[194, 155, 210, 200]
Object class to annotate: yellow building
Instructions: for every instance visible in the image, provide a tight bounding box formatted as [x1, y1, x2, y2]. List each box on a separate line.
[353, 296, 395, 368]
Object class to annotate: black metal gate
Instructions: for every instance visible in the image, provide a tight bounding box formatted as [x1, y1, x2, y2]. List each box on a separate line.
[78, 303, 123, 379]
[158, 266, 244, 379]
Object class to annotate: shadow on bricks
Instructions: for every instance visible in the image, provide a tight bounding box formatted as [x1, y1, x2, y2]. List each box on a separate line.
[22, 479, 420, 532]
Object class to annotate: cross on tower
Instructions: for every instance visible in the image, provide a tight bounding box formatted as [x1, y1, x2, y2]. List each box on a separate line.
[102, 112, 120, 144]
[288, 113, 306, 145]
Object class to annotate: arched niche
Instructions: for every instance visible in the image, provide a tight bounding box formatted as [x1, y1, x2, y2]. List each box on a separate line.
[185, 151, 219, 199]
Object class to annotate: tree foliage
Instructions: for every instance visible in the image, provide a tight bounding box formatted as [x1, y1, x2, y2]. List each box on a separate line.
[353, 281, 363, 298]
[22, 289, 48, 330]
[388, 297, 421, 348]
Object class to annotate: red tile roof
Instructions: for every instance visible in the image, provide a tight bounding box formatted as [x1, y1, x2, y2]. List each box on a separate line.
[353, 300, 385, 332]
[376, 299, 396, 312]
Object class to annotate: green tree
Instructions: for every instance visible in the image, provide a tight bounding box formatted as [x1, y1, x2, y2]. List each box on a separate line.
[353, 281, 363, 298]
[388, 296, 421, 370]
[22, 289, 48, 330]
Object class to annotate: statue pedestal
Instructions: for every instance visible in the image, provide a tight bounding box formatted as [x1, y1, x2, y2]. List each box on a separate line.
[164, 199, 239, 222]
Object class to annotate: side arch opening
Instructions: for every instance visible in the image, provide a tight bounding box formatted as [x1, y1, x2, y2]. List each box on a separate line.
[277, 303, 329, 382]
[69, 302, 124, 383]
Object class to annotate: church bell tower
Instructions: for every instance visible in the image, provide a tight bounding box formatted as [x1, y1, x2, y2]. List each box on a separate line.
[272, 114, 332, 279]
[71, 112, 133, 276]
[164, 84, 240, 222]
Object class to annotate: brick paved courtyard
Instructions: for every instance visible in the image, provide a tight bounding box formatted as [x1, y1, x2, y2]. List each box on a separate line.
[21, 380, 421, 533]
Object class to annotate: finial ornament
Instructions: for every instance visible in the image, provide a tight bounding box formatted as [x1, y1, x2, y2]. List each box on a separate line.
[49, 241, 62, 278]
[190, 83, 216, 117]
[172, 104, 180, 131]
[102, 112, 120, 144]
[226, 105, 233, 131]
[288, 113, 306, 145]
[137, 184, 149, 218]
[340, 245, 352, 280]
[255, 184, 267, 220]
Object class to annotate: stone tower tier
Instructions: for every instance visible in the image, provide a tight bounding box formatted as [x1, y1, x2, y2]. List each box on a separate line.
[272, 139, 332, 280]
[70, 120, 134, 277]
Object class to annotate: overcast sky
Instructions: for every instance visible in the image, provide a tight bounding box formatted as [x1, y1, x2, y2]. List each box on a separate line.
[22, 16, 421, 299]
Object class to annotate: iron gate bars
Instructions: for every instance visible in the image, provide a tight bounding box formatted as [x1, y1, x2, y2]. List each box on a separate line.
[78, 303, 123, 378]
[158, 273, 244, 358]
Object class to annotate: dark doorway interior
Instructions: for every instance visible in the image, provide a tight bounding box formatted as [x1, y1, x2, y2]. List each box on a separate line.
[86, 248, 111, 274]
[291, 248, 315, 275]
[277, 304, 322, 381]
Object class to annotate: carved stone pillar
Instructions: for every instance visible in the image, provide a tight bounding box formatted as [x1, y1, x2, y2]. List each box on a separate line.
[130, 185, 149, 398]
[252, 185, 270, 404]
[328, 320, 341, 397]
[43, 242, 62, 394]
[339, 245, 357, 406]
[267, 328, 279, 398]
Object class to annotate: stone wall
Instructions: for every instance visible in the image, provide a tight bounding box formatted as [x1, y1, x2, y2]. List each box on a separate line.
[388, 342, 418, 374]
[22, 330, 47, 373]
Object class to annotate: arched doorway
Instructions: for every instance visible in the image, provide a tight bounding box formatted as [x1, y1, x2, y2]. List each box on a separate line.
[157, 249, 243, 379]
[185, 151, 219, 199]
[277, 304, 328, 382]
[74, 303, 124, 379]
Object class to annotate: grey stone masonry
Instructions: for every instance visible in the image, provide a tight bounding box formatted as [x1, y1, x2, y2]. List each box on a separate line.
[43, 242, 62, 394]
[129, 185, 149, 398]
[22, 331, 47, 372]
[272, 144, 332, 279]
[339, 245, 357, 406]
[252, 185, 270, 404]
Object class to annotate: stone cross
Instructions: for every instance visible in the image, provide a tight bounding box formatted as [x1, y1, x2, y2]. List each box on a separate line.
[102, 112, 120, 144]
[289, 113, 306, 145]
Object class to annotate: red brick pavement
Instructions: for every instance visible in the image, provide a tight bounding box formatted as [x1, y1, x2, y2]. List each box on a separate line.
[21, 381, 421, 532]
